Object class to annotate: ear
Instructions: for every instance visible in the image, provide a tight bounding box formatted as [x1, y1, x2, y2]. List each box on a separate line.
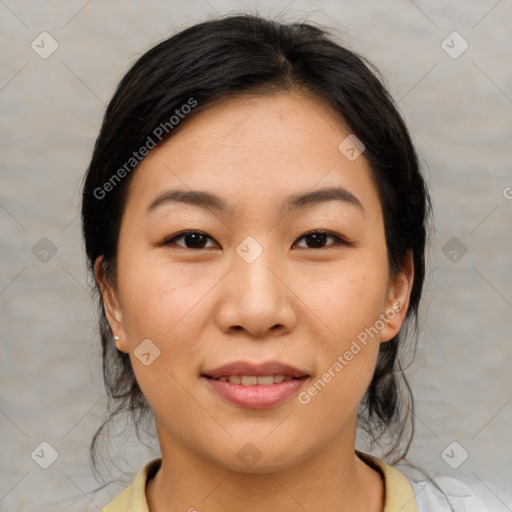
[379, 250, 414, 343]
[94, 255, 129, 353]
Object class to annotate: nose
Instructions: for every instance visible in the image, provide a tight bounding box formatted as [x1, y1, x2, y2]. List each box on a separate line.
[215, 247, 298, 337]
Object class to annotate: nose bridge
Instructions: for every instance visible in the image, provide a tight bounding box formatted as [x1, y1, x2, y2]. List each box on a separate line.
[236, 246, 278, 301]
[236, 235, 281, 303]
[216, 236, 296, 336]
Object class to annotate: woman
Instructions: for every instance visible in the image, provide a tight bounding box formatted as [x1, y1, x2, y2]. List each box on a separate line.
[81, 13, 490, 511]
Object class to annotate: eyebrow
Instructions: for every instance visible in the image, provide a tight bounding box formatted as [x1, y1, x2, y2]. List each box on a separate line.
[145, 186, 364, 217]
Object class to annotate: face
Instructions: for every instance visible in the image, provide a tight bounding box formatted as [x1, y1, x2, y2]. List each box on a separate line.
[97, 90, 413, 473]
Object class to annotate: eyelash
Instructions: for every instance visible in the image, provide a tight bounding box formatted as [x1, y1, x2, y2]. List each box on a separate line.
[163, 230, 351, 250]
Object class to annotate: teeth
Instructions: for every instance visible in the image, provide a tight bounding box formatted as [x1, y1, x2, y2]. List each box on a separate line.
[215, 375, 295, 385]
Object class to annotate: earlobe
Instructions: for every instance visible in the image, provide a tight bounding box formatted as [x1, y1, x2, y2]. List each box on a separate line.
[94, 256, 127, 351]
[380, 251, 414, 343]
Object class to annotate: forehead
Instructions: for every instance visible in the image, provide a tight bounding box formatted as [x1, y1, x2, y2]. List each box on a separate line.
[122, 90, 381, 220]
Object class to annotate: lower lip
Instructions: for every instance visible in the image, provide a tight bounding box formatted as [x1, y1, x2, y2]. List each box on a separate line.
[202, 376, 308, 409]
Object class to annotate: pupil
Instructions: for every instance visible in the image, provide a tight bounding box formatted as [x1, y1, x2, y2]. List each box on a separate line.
[186, 233, 206, 248]
[308, 232, 326, 248]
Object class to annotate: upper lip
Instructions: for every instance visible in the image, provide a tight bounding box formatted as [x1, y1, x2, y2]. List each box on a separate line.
[202, 361, 309, 379]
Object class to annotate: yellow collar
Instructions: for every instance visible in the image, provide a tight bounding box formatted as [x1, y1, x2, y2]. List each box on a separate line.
[356, 450, 419, 512]
[102, 451, 418, 512]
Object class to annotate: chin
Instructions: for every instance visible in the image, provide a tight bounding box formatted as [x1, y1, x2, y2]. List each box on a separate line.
[202, 437, 311, 474]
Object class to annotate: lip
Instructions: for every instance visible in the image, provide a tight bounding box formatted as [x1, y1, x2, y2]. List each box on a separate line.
[202, 360, 309, 379]
[202, 376, 309, 409]
[201, 360, 310, 409]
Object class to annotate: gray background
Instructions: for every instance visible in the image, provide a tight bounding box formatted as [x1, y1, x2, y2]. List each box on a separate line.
[1, 1, 511, 510]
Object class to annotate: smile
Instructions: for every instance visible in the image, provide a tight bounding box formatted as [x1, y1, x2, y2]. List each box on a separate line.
[208, 375, 297, 385]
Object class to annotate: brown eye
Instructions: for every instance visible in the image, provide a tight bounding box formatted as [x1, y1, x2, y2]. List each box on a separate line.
[165, 231, 219, 249]
[294, 230, 348, 249]
[164, 229, 349, 251]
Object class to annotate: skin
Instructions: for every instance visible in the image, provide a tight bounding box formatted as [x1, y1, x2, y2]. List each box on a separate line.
[96, 89, 414, 512]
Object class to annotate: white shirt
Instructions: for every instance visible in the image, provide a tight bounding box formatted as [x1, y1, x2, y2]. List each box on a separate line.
[410, 476, 495, 511]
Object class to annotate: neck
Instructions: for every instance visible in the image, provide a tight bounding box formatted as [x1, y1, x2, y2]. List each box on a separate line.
[146, 423, 384, 512]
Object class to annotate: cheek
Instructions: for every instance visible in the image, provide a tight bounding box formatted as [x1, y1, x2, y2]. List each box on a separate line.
[300, 254, 389, 342]
[122, 269, 210, 426]
[295, 264, 387, 430]
[296, 252, 388, 405]
[117, 250, 219, 343]
[293, 347, 377, 456]
[117, 256, 223, 406]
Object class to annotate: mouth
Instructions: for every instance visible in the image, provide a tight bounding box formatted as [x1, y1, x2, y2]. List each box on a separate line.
[201, 360, 309, 380]
[203, 374, 302, 385]
[201, 360, 310, 409]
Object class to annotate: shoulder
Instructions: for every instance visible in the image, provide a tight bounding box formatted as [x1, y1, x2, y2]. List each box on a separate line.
[356, 450, 493, 512]
[101, 458, 161, 512]
[409, 474, 492, 512]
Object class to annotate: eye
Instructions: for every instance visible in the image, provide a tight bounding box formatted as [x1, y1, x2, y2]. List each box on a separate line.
[163, 229, 350, 250]
[164, 230, 219, 249]
[293, 230, 349, 249]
